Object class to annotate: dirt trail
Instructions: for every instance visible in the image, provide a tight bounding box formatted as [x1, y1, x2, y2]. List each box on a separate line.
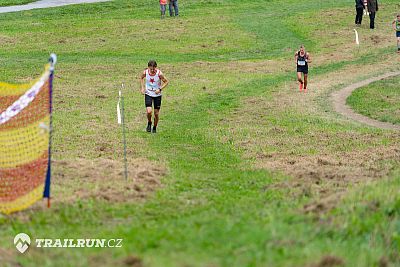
[0, 0, 109, 14]
[331, 71, 400, 130]
[221, 58, 400, 214]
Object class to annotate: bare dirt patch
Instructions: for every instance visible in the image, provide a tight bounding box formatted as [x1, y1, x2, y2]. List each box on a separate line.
[123, 255, 144, 267]
[262, 143, 400, 212]
[50, 158, 166, 205]
[9, 157, 166, 215]
[309, 255, 345, 267]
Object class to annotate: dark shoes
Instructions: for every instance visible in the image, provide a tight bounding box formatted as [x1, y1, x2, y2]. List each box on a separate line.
[146, 123, 157, 133]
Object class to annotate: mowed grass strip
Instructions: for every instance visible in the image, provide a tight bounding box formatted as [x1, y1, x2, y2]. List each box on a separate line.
[0, 0, 399, 266]
[347, 75, 400, 125]
[0, 0, 35, 7]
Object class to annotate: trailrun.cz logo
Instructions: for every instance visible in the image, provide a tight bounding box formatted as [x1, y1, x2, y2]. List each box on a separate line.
[14, 233, 31, 253]
[14, 233, 123, 253]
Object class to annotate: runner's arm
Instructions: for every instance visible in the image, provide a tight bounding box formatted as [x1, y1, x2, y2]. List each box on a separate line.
[159, 75, 169, 91]
[140, 72, 146, 94]
[294, 53, 298, 64]
[306, 53, 312, 63]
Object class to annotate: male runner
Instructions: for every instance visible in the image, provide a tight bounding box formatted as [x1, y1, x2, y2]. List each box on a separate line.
[140, 60, 169, 133]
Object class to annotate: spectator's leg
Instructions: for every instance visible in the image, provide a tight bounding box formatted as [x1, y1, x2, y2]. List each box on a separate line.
[369, 12, 375, 29]
[174, 0, 179, 16]
[355, 8, 363, 24]
[169, 1, 174, 16]
[355, 8, 358, 24]
[161, 4, 166, 18]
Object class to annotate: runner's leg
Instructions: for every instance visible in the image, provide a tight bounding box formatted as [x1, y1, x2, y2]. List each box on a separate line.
[397, 36, 400, 52]
[304, 74, 308, 90]
[145, 95, 153, 131]
[145, 95, 153, 122]
[152, 96, 162, 133]
[147, 107, 152, 122]
[153, 96, 161, 127]
[297, 72, 303, 90]
[154, 109, 160, 127]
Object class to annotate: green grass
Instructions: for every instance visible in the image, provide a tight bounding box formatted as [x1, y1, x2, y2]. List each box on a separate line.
[0, 0, 400, 266]
[0, 0, 35, 7]
[347, 75, 400, 125]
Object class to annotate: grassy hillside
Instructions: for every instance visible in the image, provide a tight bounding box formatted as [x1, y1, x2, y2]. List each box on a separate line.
[0, 0, 399, 266]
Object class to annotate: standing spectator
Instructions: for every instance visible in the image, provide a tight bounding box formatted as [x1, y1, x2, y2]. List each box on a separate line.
[355, 0, 365, 26]
[392, 14, 400, 53]
[367, 0, 378, 29]
[169, 0, 179, 17]
[160, 0, 167, 19]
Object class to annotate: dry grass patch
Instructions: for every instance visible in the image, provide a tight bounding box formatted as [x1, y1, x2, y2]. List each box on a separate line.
[51, 158, 166, 204]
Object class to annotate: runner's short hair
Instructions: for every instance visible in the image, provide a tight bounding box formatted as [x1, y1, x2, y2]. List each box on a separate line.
[148, 60, 157, 67]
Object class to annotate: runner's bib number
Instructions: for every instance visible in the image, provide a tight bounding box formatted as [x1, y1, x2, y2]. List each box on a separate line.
[297, 60, 306, 66]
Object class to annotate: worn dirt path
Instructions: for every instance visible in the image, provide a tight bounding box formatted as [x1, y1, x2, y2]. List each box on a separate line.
[332, 71, 400, 130]
[0, 0, 109, 14]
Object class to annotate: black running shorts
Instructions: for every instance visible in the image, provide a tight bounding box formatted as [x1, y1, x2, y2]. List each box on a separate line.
[297, 66, 308, 74]
[145, 94, 162, 109]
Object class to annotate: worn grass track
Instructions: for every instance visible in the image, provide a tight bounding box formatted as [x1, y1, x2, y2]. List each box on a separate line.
[0, 0, 399, 266]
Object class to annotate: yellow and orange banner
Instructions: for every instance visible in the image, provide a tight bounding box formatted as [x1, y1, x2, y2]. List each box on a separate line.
[0, 56, 55, 214]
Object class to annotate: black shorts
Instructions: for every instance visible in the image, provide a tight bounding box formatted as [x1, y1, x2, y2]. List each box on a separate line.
[145, 94, 162, 109]
[297, 66, 308, 74]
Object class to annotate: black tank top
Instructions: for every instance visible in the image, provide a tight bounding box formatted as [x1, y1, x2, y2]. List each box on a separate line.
[297, 51, 308, 67]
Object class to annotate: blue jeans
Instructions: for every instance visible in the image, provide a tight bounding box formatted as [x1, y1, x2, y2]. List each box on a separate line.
[160, 4, 166, 16]
[169, 0, 179, 16]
